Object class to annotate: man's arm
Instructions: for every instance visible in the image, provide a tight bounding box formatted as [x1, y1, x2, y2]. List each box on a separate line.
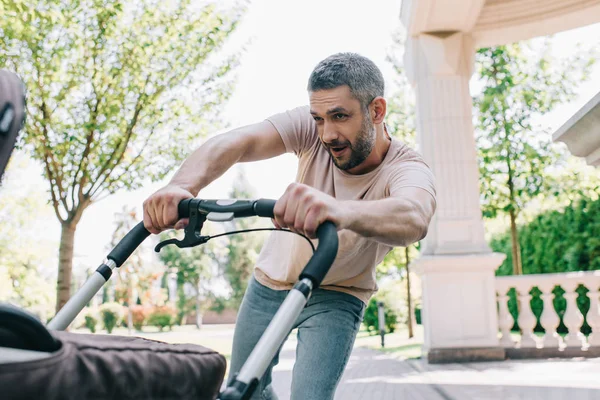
[170, 120, 286, 195]
[340, 187, 435, 247]
[273, 184, 435, 247]
[143, 120, 286, 234]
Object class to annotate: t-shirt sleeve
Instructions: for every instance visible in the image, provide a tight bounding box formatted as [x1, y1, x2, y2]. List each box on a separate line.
[388, 160, 437, 203]
[266, 105, 317, 157]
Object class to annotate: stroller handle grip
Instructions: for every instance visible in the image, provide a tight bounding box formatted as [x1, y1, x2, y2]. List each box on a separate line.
[107, 222, 150, 267]
[299, 221, 338, 288]
[177, 198, 277, 219]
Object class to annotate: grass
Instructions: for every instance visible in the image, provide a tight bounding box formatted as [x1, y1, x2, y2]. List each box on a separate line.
[73, 322, 426, 362]
[354, 325, 424, 360]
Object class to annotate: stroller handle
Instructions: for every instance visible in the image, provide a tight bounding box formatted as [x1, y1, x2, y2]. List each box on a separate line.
[108, 198, 338, 288]
[50, 198, 338, 331]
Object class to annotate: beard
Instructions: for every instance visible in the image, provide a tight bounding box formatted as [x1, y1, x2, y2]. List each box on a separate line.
[325, 113, 375, 171]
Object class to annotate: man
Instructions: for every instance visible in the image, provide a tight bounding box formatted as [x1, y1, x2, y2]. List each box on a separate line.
[143, 53, 436, 399]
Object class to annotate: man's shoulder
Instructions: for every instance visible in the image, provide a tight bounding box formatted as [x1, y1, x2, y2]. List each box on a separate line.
[387, 139, 427, 166]
[266, 105, 311, 125]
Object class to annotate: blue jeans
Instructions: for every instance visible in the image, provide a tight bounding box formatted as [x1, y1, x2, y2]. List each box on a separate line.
[228, 275, 365, 400]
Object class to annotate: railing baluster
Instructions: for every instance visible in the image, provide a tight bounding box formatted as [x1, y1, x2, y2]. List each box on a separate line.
[516, 283, 538, 348]
[497, 288, 515, 347]
[539, 282, 561, 349]
[586, 284, 600, 347]
[562, 282, 586, 348]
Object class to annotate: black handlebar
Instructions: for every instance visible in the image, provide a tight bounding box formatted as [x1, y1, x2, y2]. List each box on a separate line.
[107, 198, 338, 287]
[177, 198, 278, 219]
[299, 221, 337, 288]
[107, 222, 150, 267]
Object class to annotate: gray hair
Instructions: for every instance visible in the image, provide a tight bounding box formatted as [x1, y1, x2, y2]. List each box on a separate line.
[307, 53, 385, 110]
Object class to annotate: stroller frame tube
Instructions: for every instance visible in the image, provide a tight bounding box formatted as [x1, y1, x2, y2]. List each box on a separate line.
[47, 260, 117, 331]
[236, 278, 313, 384]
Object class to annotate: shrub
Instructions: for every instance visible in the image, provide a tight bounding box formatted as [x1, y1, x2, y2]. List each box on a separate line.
[84, 313, 98, 333]
[147, 305, 176, 331]
[99, 302, 123, 334]
[130, 305, 149, 331]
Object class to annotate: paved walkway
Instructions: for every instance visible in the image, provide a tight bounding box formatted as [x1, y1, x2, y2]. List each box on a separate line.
[271, 344, 600, 399]
[95, 325, 600, 399]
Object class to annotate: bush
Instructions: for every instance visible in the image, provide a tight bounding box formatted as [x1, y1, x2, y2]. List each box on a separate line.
[84, 314, 98, 333]
[147, 305, 176, 331]
[129, 305, 149, 331]
[99, 302, 123, 334]
[363, 298, 398, 334]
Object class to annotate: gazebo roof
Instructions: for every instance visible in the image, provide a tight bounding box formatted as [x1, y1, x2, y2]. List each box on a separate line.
[401, 0, 600, 48]
[553, 91, 600, 167]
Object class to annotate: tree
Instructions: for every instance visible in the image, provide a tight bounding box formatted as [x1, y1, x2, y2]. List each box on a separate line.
[474, 40, 597, 275]
[379, 244, 420, 338]
[0, 0, 245, 311]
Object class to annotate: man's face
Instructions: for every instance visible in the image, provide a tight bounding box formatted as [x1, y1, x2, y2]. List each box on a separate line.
[309, 85, 375, 171]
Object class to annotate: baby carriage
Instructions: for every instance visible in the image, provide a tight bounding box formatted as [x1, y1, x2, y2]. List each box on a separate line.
[0, 70, 339, 399]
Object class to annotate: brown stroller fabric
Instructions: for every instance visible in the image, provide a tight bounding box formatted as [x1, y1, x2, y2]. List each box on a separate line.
[0, 70, 26, 180]
[0, 331, 226, 400]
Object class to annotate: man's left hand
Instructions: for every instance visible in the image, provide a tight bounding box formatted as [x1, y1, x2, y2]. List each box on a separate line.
[273, 183, 348, 238]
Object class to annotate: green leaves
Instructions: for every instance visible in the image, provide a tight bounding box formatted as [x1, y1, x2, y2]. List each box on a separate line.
[491, 193, 600, 276]
[475, 42, 597, 222]
[0, 0, 245, 220]
[474, 41, 598, 274]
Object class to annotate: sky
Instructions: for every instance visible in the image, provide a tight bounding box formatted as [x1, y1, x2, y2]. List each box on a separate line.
[3, 0, 600, 278]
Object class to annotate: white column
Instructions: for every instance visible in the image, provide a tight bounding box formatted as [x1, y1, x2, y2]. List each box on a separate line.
[405, 32, 505, 354]
[405, 32, 490, 256]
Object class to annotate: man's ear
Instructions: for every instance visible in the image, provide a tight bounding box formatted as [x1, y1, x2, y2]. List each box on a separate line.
[370, 97, 386, 124]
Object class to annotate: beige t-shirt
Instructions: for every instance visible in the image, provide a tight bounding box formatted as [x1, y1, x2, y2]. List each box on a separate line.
[254, 105, 436, 304]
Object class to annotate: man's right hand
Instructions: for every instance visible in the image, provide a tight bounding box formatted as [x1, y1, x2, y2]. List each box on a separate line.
[143, 185, 194, 234]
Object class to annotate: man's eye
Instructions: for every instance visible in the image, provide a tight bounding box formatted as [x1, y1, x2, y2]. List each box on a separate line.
[334, 114, 347, 120]
[313, 116, 323, 122]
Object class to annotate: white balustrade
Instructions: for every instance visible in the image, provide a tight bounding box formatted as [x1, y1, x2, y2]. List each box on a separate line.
[538, 282, 561, 348]
[587, 289, 600, 346]
[496, 271, 600, 351]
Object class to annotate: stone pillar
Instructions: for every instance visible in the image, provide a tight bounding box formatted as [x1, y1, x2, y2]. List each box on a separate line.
[404, 32, 505, 363]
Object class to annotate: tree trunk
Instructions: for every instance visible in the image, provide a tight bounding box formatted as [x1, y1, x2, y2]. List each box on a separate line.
[405, 246, 414, 339]
[196, 294, 203, 329]
[509, 209, 523, 275]
[56, 221, 77, 313]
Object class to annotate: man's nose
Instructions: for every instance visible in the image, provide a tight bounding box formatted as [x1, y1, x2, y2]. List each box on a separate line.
[322, 121, 339, 144]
